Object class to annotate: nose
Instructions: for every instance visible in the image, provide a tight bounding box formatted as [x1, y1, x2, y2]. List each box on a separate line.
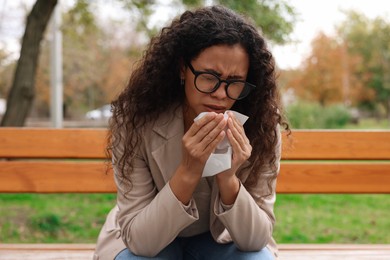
[210, 82, 228, 99]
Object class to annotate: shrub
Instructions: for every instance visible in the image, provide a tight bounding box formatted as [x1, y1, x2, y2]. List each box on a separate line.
[286, 102, 351, 129]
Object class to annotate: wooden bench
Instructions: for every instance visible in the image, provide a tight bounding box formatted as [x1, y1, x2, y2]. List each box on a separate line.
[1, 128, 390, 259]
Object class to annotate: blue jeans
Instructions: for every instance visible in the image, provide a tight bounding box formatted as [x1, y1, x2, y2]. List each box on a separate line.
[115, 232, 274, 260]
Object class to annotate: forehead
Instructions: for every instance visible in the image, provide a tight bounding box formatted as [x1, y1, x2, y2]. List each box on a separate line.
[192, 44, 250, 75]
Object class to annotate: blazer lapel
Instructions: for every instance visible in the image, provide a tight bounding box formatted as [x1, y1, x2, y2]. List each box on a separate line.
[151, 106, 184, 184]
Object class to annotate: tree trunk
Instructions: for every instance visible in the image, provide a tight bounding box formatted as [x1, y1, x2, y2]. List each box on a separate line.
[1, 0, 57, 126]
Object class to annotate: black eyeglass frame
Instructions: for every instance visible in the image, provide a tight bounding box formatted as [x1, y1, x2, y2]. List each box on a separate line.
[186, 62, 256, 100]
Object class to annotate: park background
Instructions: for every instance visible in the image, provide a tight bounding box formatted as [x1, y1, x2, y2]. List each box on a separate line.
[0, 0, 389, 244]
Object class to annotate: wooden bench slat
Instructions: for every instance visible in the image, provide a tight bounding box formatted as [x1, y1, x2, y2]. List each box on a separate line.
[4, 243, 390, 250]
[278, 251, 390, 260]
[282, 130, 390, 160]
[0, 128, 108, 159]
[1, 128, 390, 160]
[278, 163, 390, 193]
[0, 244, 96, 250]
[278, 244, 390, 250]
[1, 244, 389, 260]
[0, 250, 93, 260]
[278, 244, 390, 260]
[0, 161, 116, 193]
[1, 161, 389, 193]
[6, 243, 389, 250]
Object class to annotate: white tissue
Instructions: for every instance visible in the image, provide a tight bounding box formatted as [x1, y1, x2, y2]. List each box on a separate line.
[194, 110, 248, 177]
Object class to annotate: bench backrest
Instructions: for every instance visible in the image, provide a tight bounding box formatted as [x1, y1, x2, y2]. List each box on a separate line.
[0, 128, 389, 193]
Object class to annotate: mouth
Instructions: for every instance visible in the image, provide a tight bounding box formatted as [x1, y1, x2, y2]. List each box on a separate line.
[204, 104, 226, 113]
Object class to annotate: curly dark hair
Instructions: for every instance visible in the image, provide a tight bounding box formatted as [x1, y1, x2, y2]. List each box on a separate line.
[109, 5, 289, 192]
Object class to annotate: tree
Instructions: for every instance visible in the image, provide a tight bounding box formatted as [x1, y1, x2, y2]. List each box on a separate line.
[285, 33, 345, 106]
[281, 30, 374, 108]
[33, 0, 142, 118]
[180, 0, 296, 44]
[1, 0, 57, 126]
[0, 50, 14, 99]
[338, 11, 390, 118]
[2, 0, 297, 126]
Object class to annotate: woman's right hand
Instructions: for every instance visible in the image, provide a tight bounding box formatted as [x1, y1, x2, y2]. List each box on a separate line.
[181, 112, 227, 177]
[170, 112, 226, 205]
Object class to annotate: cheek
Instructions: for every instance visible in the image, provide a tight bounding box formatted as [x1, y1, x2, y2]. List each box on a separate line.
[226, 99, 236, 109]
[185, 84, 201, 105]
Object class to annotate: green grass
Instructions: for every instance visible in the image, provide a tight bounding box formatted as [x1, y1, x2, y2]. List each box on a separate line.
[274, 194, 390, 243]
[1, 193, 389, 243]
[0, 194, 116, 243]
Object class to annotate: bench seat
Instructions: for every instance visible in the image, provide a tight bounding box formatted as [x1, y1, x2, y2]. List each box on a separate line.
[1, 243, 390, 259]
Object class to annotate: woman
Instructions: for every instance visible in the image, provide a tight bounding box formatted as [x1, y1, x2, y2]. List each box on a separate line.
[94, 5, 289, 260]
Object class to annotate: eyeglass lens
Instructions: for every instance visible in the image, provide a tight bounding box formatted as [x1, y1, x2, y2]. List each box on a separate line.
[195, 73, 247, 100]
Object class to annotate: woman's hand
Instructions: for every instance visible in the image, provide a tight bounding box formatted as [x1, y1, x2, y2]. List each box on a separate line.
[216, 112, 252, 204]
[181, 112, 227, 177]
[170, 112, 227, 205]
[220, 112, 252, 178]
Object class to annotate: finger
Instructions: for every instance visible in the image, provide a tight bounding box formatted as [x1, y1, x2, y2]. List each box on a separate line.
[183, 113, 225, 155]
[226, 128, 245, 163]
[192, 115, 223, 147]
[228, 112, 246, 136]
[228, 114, 250, 147]
[227, 128, 252, 160]
[203, 129, 226, 154]
[199, 115, 227, 148]
[186, 112, 217, 137]
[199, 113, 225, 134]
[228, 117, 247, 150]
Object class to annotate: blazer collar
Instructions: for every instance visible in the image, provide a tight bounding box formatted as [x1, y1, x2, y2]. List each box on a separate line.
[151, 105, 185, 183]
[152, 105, 184, 140]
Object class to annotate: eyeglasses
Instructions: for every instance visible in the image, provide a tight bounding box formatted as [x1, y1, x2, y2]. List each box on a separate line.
[186, 62, 256, 100]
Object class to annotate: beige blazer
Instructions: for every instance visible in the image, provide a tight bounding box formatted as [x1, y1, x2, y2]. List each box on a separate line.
[93, 106, 280, 260]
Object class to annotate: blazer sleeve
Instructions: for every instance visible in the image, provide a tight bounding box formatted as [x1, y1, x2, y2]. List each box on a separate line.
[210, 129, 281, 251]
[113, 138, 198, 257]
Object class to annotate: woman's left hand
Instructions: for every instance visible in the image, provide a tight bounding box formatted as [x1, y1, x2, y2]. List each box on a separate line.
[221, 111, 252, 178]
[216, 112, 252, 204]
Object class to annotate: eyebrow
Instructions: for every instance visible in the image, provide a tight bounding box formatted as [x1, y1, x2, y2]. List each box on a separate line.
[203, 68, 245, 80]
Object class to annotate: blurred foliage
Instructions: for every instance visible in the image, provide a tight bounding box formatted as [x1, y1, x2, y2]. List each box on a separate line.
[283, 33, 369, 107]
[338, 11, 390, 117]
[118, 0, 297, 43]
[67, 0, 97, 33]
[286, 101, 351, 129]
[280, 11, 390, 123]
[120, 0, 156, 36]
[182, 0, 297, 44]
[217, 0, 296, 44]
